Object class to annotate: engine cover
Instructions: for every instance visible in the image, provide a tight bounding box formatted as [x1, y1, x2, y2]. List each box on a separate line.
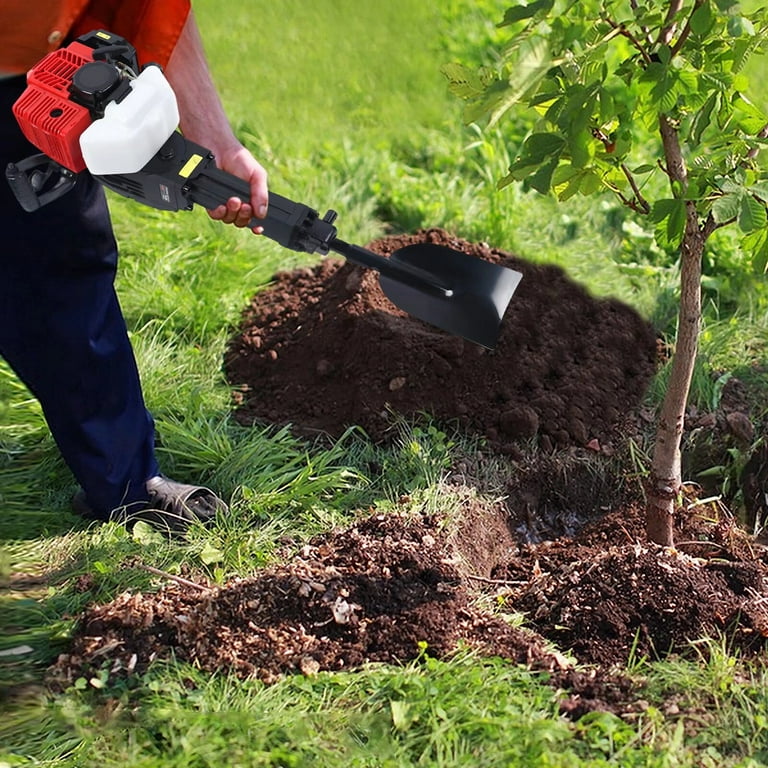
[11, 31, 179, 176]
[12, 41, 95, 172]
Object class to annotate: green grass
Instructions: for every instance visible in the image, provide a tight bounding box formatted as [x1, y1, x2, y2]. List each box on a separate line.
[3, 0, 768, 765]
[5, 647, 768, 767]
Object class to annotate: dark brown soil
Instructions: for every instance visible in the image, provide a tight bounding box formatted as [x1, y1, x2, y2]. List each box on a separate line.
[52, 495, 768, 718]
[51, 229, 768, 718]
[224, 228, 658, 455]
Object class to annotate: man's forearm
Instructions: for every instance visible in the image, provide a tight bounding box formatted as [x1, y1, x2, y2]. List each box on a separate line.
[164, 10, 239, 155]
[163, 9, 268, 226]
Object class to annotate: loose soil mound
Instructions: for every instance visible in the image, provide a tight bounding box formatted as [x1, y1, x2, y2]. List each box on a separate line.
[50, 229, 768, 719]
[495, 502, 768, 666]
[55, 511, 565, 687]
[53, 499, 768, 717]
[225, 228, 658, 454]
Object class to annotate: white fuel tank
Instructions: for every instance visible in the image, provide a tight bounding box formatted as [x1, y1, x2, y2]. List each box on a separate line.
[79, 65, 180, 176]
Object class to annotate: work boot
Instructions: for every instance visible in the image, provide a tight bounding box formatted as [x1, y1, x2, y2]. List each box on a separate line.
[72, 475, 228, 534]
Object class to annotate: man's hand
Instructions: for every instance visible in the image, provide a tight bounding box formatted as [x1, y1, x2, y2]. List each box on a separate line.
[165, 11, 270, 234]
[206, 143, 268, 233]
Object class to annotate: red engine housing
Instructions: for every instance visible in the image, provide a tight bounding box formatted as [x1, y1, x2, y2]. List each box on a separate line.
[12, 41, 96, 173]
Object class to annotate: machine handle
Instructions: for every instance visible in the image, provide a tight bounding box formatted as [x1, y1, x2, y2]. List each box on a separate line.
[5, 155, 77, 212]
[188, 166, 338, 255]
[188, 158, 450, 294]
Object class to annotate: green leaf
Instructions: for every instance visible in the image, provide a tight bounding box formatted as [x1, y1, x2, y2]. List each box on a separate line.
[690, 1, 714, 36]
[691, 92, 718, 145]
[657, 45, 672, 65]
[527, 155, 560, 194]
[748, 181, 768, 202]
[598, 88, 615, 124]
[700, 72, 732, 94]
[741, 227, 768, 272]
[200, 540, 225, 565]
[727, 16, 755, 37]
[651, 199, 686, 249]
[667, 199, 687, 248]
[552, 164, 603, 201]
[721, 178, 744, 194]
[491, 37, 555, 126]
[463, 80, 511, 124]
[732, 93, 768, 134]
[552, 164, 580, 198]
[568, 129, 594, 169]
[649, 198, 678, 224]
[631, 164, 655, 175]
[510, 132, 566, 173]
[643, 63, 676, 112]
[640, 61, 697, 114]
[712, 192, 741, 224]
[463, 38, 555, 126]
[132, 520, 165, 545]
[731, 37, 755, 74]
[639, 61, 664, 86]
[677, 69, 699, 96]
[579, 170, 602, 195]
[498, 0, 554, 27]
[440, 63, 490, 99]
[738, 194, 767, 232]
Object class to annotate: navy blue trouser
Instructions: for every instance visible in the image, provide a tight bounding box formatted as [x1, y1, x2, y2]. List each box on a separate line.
[1, 76, 159, 518]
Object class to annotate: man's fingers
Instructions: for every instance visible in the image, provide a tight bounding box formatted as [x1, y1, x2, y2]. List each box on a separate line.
[208, 197, 255, 226]
[250, 162, 268, 210]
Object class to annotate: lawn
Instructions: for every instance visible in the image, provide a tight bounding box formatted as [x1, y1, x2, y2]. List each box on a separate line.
[3, 1, 768, 766]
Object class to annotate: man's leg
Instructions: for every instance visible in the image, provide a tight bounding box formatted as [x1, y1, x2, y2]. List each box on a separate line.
[1, 76, 159, 518]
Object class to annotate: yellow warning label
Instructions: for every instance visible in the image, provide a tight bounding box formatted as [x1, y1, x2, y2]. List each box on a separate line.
[96, 31, 112, 40]
[178, 154, 203, 179]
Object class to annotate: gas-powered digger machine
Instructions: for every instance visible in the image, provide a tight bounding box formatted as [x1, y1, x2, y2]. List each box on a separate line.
[6, 30, 521, 349]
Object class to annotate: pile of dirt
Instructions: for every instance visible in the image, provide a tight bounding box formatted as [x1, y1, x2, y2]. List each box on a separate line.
[50, 229, 768, 719]
[53, 511, 565, 687]
[52, 498, 768, 717]
[225, 228, 658, 455]
[494, 503, 768, 666]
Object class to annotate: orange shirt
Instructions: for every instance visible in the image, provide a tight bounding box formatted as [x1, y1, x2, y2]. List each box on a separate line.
[1, 0, 190, 74]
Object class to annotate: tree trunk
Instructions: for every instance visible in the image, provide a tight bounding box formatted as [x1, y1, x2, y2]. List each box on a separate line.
[646, 115, 705, 546]
[646, 221, 703, 545]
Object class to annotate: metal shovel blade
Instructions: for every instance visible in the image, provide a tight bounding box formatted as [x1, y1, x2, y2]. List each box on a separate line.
[378, 243, 522, 349]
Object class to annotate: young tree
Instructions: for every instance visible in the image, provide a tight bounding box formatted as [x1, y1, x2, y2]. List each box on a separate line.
[443, 0, 768, 545]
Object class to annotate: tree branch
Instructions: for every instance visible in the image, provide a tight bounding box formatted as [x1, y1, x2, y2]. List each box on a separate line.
[670, 0, 705, 57]
[659, 0, 686, 46]
[702, 211, 725, 238]
[602, 16, 653, 64]
[659, 114, 688, 188]
[137, 564, 211, 592]
[621, 163, 651, 213]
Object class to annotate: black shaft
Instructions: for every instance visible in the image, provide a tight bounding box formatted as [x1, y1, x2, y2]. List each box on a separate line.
[330, 239, 452, 296]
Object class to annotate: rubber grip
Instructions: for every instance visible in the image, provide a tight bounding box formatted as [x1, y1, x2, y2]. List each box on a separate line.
[188, 165, 334, 253]
[5, 162, 42, 212]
